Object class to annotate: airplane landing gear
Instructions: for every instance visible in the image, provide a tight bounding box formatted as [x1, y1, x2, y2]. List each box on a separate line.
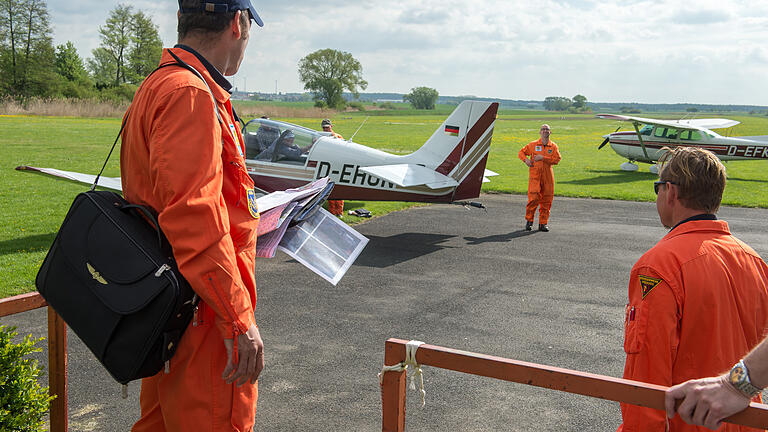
[649, 164, 660, 175]
[620, 161, 639, 172]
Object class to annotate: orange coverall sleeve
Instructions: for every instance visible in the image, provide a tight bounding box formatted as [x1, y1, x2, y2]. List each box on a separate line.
[147, 86, 255, 339]
[518, 143, 531, 161]
[619, 266, 680, 431]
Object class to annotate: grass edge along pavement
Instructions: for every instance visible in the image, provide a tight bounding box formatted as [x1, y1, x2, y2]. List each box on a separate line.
[2, 111, 768, 298]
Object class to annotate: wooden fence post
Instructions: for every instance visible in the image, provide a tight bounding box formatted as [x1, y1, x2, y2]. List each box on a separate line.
[381, 339, 407, 432]
[48, 306, 68, 432]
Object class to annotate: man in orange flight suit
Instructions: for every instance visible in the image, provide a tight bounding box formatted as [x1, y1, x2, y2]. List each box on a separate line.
[518, 124, 561, 232]
[618, 147, 768, 432]
[322, 118, 345, 217]
[120, 1, 265, 430]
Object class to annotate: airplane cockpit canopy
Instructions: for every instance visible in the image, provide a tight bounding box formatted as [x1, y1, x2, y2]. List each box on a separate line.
[242, 118, 327, 164]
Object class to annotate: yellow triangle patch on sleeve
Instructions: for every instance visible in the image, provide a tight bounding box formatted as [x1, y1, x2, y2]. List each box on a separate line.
[639, 275, 662, 299]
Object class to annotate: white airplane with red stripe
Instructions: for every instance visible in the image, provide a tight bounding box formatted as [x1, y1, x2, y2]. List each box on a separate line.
[242, 100, 499, 203]
[16, 100, 499, 205]
[596, 114, 768, 173]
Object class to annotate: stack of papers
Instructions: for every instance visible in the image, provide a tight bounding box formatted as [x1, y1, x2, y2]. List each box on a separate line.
[254, 177, 369, 285]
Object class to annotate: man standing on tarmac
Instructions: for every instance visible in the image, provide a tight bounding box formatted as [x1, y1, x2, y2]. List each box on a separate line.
[322, 118, 345, 217]
[120, 1, 265, 430]
[518, 124, 561, 232]
[617, 147, 768, 432]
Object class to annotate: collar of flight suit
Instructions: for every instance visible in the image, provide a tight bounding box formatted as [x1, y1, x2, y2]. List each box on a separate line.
[660, 217, 729, 243]
[669, 213, 717, 232]
[159, 47, 232, 105]
[174, 44, 233, 93]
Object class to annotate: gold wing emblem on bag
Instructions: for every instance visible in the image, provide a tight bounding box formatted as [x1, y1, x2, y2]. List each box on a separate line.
[86, 263, 108, 285]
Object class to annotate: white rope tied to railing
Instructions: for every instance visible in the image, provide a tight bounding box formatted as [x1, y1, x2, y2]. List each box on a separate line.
[378, 340, 426, 407]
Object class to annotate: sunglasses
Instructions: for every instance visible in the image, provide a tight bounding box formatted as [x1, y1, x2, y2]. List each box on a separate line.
[654, 180, 676, 194]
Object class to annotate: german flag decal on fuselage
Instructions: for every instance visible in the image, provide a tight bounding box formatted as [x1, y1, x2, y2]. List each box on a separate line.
[639, 275, 662, 299]
[444, 125, 460, 136]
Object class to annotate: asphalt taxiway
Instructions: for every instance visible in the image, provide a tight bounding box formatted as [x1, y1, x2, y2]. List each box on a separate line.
[4, 193, 768, 431]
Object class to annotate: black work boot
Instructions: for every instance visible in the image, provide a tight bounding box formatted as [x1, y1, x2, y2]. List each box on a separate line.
[525, 221, 533, 231]
[538, 224, 549, 232]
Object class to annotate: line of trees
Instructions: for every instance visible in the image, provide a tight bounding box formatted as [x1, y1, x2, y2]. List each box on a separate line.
[0, 1, 161, 102]
[404, 86, 438, 110]
[543, 94, 590, 113]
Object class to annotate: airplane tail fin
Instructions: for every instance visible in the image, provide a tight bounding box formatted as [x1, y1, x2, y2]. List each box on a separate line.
[411, 100, 499, 200]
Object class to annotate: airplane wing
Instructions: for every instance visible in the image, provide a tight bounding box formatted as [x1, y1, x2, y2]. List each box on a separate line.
[595, 114, 740, 131]
[360, 164, 459, 190]
[677, 118, 741, 129]
[16, 165, 123, 191]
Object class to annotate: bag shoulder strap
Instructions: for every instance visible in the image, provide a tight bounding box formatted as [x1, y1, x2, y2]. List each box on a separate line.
[92, 48, 226, 191]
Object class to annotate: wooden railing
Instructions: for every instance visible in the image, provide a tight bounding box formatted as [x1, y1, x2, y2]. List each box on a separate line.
[380, 338, 768, 431]
[0, 292, 67, 432]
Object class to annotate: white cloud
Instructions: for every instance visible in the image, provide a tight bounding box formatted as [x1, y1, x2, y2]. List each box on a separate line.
[43, 0, 768, 105]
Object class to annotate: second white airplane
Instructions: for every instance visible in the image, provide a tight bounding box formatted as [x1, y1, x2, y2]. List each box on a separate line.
[597, 114, 768, 173]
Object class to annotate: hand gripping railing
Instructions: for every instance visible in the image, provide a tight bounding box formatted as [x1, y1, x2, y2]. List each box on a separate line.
[380, 338, 768, 431]
[0, 292, 67, 432]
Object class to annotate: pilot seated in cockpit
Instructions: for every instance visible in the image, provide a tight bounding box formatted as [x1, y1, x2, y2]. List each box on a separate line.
[275, 130, 311, 161]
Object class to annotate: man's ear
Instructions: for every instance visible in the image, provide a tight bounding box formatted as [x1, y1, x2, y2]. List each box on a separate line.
[231, 10, 243, 39]
[666, 182, 679, 206]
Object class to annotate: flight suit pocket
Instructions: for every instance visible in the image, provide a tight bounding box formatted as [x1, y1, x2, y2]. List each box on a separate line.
[623, 303, 644, 354]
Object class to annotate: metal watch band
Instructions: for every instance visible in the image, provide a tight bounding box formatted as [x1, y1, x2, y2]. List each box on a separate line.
[731, 360, 763, 397]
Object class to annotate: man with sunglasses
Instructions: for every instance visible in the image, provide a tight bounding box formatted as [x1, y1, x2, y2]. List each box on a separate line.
[618, 147, 768, 431]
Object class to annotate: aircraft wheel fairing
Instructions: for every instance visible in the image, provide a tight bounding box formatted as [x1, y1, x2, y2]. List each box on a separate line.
[620, 162, 639, 172]
[649, 164, 660, 175]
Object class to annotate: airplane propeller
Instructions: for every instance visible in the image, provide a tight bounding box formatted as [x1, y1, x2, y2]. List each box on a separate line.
[598, 126, 621, 150]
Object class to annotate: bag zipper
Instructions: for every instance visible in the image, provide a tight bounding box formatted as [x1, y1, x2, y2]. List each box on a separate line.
[154, 264, 171, 277]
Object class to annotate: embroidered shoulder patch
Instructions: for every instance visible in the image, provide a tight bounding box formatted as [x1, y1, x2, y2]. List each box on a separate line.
[246, 188, 259, 219]
[638, 275, 662, 299]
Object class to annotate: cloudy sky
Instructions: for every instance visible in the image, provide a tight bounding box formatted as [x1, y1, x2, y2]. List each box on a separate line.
[47, 0, 768, 105]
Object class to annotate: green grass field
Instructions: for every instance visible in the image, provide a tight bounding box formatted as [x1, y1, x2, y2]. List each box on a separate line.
[2, 110, 768, 298]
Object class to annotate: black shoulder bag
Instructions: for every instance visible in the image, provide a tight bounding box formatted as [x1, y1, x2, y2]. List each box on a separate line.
[36, 52, 222, 386]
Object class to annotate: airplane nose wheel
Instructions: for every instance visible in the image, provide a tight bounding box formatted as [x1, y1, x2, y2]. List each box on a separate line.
[620, 161, 639, 172]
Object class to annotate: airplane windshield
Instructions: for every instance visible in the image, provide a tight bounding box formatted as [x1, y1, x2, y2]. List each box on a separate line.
[242, 119, 324, 165]
[638, 125, 653, 136]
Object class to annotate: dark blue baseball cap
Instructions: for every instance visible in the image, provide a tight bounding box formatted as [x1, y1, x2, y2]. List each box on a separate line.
[178, 0, 263, 27]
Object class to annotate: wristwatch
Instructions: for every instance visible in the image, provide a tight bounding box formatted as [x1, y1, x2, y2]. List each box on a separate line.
[728, 359, 763, 398]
